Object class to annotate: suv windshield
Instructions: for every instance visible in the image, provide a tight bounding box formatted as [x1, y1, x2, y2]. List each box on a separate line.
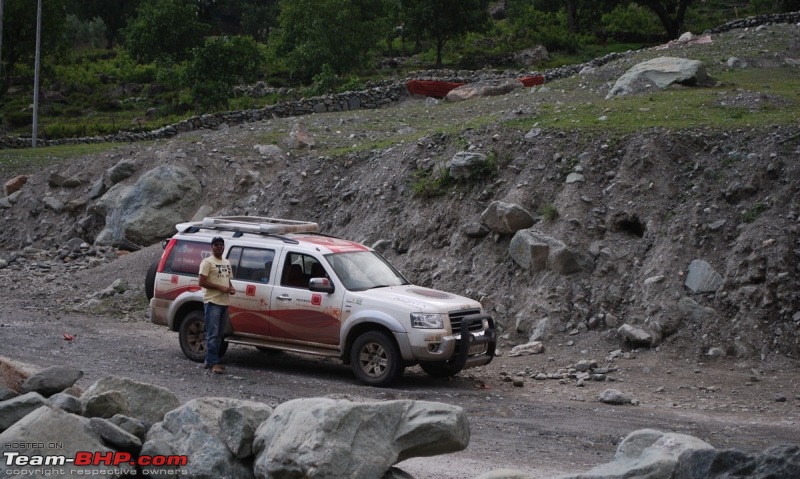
[324, 251, 409, 291]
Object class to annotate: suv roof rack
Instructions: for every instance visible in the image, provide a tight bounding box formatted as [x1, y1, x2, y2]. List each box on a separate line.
[202, 216, 319, 234]
[176, 216, 319, 242]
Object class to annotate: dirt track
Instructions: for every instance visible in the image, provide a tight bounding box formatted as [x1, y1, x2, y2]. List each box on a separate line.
[1, 247, 798, 478]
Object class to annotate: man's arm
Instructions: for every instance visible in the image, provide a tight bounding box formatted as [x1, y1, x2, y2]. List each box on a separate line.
[199, 274, 236, 294]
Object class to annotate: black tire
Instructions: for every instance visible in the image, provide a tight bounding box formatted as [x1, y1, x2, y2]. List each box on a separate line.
[350, 331, 403, 387]
[419, 361, 461, 378]
[144, 259, 159, 301]
[178, 310, 228, 362]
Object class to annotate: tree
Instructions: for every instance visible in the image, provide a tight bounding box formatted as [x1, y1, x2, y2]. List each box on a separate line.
[635, 0, 693, 39]
[269, 0, 390, 81]
[123, 0, 209, 63]
[184, 35, 264, 111]
[400, 0, 490, 67]
[1, 0, 68, 92]
[67, 0, 142, 49]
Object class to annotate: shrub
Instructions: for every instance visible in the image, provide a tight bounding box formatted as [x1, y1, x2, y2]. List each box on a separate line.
[539, 204, 559, 222]
[411, 168, 451, 198]
[185, 36, 265, 112]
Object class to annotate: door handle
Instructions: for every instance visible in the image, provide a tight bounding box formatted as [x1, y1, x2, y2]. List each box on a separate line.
[276, 294, 293, 301]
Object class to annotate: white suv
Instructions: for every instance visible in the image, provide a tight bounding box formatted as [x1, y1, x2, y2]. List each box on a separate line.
[147, 216, 496, 386]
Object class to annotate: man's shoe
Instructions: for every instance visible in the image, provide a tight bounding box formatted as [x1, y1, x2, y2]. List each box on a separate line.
[211, 364, 225, 374]
[203, 363, 212, 369]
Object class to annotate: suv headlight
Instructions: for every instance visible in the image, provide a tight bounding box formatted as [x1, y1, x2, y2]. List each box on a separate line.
[410, 313, 443, 329]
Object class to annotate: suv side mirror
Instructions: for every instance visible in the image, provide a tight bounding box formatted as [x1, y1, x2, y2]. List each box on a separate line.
[309, 277, 334, 294]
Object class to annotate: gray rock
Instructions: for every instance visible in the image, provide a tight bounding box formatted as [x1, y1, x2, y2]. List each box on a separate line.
[0, 406, 134, 476]
[530, 317, 552, 342]
[674, 444, 799, 479]
[449, 151, 488, 180]
[90, 417, 142, 454]
[107, 159, 138, 184]
[255, 144, 287, 162]
[0, 392, 50, 432]
[618, 324, 654, 346]
[685, 259, 723, 293]
[606, 57, 711, 99]
[41, 197, 65, 213]
[559, 429, 713, 478]
[20, 366, 84, 397]
[598, 389, 634, 405]
[143, 397, 273, 479]
[481, 201, 535, 234]
[49, 392, 83, 414]
[81, 376, 180, 425]
[94, 165, 201, 246]
[108, 414, 147, 441]
[82, 390, 129, 419]
[253, 398, 468, 479]
[508, 341, 545, 356]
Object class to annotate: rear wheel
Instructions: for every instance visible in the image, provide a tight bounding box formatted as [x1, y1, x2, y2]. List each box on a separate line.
[179, 310, 227, 362]
[350, 331, 403, 387]
[144, 259, 159, 300]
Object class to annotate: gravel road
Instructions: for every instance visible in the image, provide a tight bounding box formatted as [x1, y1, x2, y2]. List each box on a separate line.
[1, 246, 798, 478]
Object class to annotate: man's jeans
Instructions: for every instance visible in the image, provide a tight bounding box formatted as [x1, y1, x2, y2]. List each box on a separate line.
[204, 302, 228, 367]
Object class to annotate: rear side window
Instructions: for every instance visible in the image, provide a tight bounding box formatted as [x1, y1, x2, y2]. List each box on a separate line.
[229, 247, 275, 283]
[163, 240, 210, 275]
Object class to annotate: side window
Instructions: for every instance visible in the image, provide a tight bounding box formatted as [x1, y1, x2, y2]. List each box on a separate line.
[164, 240, 210, 275]
[230, 247, 275, 283]
[280, 252, 325, 289]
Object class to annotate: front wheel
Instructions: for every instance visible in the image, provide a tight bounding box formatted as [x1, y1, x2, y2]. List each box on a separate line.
[179, 310, 227, 362]
[350, 331, 403, 387]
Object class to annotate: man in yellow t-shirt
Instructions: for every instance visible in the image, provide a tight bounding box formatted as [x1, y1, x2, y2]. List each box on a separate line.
[198, 237, 236, 374]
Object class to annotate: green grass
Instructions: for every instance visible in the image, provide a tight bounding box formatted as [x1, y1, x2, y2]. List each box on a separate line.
[0, 142, 133, 176]
[539, 203, 560, 221]
[507, 67, 800, 134]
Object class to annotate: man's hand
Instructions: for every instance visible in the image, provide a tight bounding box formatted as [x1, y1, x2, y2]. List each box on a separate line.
[228, 285, 236, 295]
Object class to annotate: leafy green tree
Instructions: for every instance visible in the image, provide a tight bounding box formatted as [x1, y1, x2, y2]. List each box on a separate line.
[400, 0, 490, 66]
[269, 0, 390, 81]
[634, 0, 694, 39]
[184, 35, 264, 111]
[1, 0, 68, 92]
[601, 3, 663, 41]
[123, 0, 209, 63]
[66, 0, 141, 48]
[238, 0, 279, 42]
[749, 0, 800, 12]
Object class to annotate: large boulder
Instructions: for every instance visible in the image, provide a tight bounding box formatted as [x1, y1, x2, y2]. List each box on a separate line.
[0, 406, 135, 476]
[0, 392, 49, 432]
[606, 57, 711, 99]
[94, 165, 201, 246]
[509, 229, 594, 274]
[20, 366, 83, 397]
[253, 397, 469, 478]
[80, 376, 181, 426]
[142, 397, 273, 479]
[558, 429, 714, 479]
[481, 201, 536, 235]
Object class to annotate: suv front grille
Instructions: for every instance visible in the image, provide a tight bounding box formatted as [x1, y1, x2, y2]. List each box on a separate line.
[449, 309, 483, 335]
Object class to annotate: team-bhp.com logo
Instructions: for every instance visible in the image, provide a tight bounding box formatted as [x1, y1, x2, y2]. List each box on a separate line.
[3, 448, 188, 476]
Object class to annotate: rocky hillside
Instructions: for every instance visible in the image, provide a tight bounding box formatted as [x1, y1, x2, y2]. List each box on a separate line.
[0, 21, 798, 364]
